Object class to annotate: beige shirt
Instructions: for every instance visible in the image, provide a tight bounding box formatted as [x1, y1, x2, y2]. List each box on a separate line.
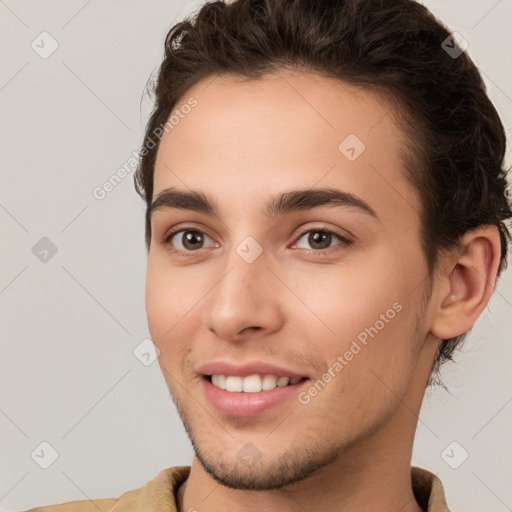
[25, 465, 450, 511]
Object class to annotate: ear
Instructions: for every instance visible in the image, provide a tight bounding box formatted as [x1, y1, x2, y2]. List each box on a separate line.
[429, 225, 502, 340]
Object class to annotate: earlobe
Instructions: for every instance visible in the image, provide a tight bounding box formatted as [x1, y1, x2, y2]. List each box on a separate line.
[429, 225, 501, 340]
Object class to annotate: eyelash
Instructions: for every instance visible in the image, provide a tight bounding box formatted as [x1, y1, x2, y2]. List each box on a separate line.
[161, 224, 353, 258]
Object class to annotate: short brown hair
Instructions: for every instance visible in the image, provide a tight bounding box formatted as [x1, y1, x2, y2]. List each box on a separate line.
[134, 0, 512, 379]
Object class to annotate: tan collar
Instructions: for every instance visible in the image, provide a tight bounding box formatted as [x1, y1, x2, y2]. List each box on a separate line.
[411, 466, 451, 511]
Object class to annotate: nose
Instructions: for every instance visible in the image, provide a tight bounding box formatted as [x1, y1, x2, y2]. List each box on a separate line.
[202, 244, 284, 342]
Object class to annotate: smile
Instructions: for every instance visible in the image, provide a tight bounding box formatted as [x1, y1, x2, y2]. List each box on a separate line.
[207, 373, 305, 392]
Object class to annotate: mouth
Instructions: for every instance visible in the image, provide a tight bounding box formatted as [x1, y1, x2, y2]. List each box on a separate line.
[201, 373, 310, 417]
[204, 373, 308, 392]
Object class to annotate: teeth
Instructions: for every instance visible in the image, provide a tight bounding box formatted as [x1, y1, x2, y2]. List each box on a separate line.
[225, 376, 243, 392]
[262, 374, 277, 390]
[211, 374, 226, 390]
[242, 374, 262, 393]
[276, 376, 290, 387]
[210, 374, 303, 392]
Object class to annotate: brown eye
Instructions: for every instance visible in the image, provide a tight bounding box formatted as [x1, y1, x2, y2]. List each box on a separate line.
[307, 231, 333, 250]
[294, 228, 351, 253]
[165, 229, 213, 252]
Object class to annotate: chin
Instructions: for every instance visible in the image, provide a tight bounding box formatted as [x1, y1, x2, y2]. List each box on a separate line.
[190, 432, 343, 491]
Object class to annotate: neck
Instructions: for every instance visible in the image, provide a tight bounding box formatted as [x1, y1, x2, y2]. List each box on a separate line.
[178, 412, 423, 512]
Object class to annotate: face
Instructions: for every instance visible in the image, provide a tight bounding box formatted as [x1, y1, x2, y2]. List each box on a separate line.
[146, 71, 432, 490]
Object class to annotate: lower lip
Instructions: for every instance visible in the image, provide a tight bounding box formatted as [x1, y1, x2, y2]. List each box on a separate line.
[201, 377, 308, 417]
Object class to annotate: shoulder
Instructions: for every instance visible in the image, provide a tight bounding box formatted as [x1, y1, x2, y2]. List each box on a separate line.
[23, 466, 191, 512]
[24, 500, 115, 512]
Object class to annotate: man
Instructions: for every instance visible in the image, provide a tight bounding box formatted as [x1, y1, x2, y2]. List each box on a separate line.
[27, 0, 511, 510]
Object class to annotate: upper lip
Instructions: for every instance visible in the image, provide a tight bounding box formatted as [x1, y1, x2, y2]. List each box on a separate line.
[197, 360, 310, 379]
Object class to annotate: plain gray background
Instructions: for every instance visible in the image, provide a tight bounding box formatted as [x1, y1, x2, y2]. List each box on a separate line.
[1, 1, 511, 510]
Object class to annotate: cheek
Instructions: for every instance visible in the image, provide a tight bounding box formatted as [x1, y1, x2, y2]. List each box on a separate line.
[337, 293, 423, 416]
[319, 248, 421, 343]
[145, 267, 168, 344]
[287, 264, 402, 347]
[294, 255, 421, 385]
[145, 258, 198, 348]
[302, 304, 420, 437]
[145, 271, 197, 383]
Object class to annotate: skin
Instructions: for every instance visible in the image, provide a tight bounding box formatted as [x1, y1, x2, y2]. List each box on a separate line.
[145, 70, 501, 512]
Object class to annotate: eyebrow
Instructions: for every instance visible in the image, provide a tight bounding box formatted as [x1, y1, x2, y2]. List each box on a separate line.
[149, 186, 379, 221]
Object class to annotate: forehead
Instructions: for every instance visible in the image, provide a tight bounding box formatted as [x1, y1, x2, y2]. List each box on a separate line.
[153, 71, 420, 228]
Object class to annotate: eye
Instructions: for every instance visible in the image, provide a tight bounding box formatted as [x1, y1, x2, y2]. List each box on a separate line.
[163, 228, 216, 254]
[292, 226, 352, 254]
